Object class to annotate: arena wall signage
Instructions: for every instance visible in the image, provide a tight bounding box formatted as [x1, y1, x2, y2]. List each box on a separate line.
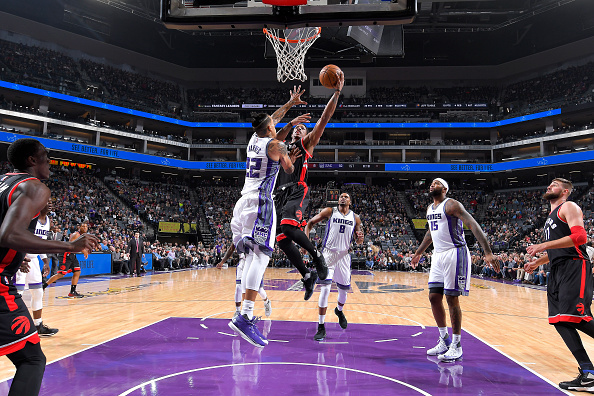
[1, 131, 592, 173]
[0, 80, 560, 129]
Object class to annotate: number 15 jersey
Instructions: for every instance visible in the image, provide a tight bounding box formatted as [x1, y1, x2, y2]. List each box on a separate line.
[426, 198, 466, 253]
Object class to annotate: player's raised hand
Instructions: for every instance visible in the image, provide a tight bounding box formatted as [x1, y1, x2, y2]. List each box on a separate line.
[291, 113, 311, 126]
[335, 71, 345, 92]
[290, 85, 307, 106]
[289, 146, 302, 163]
[70, 233, 100, 256]
[19, 257, 31, 273]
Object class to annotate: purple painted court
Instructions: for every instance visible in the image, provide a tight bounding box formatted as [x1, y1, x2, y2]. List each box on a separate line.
[7, 317, 566, 395]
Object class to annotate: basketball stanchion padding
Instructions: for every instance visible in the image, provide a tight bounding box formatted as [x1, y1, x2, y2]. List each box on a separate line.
[264, 26, 321, 82]
[262, 0, 307, 6]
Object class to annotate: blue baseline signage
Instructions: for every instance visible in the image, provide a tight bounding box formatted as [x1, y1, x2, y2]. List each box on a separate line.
[1, 131, 592, 172]
[0, 80, 560, 129]
[60, 253, 112, 278]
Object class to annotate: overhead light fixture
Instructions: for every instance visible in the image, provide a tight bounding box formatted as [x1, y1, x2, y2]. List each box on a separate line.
[115, 166, 126, 169]
[569, 170, 581, 173]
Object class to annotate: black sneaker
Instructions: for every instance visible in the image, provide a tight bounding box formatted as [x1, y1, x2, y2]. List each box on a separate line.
[42, 281, 48, 290]
[313, 252, 328, 280]
[302, 271, 318, 301]
[36, 322, 59, 337]
[559, 368, 594, 392]
[314, 323, 326, 341]
[68, 291, 84, 298]
[335, 307, 347, 329]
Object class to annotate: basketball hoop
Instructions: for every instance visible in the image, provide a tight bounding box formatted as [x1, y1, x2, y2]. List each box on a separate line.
[264, 27, 321, 83]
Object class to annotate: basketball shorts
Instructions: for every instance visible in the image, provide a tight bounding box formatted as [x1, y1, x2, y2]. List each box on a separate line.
[317, 249, 351, 289]
[15, 256, 43, 290]
[235, 256, 264, 289]
[59, 253, 80, 275]
[274, 183, 309, 237]
[547, 257, 593, 324]
[231, 192, 276, 257]
[428, 246, 471, 297]
[0, 282, 40, 356]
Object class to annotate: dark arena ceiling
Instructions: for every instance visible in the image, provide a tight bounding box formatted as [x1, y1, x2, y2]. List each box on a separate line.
[0, 0, 593, 68]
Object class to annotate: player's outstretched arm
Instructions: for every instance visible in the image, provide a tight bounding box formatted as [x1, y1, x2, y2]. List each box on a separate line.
[268, 139, 295, 174]
[271, 85, 307, 126]
[217, 244, 235, 269]
[303, 72, 344, 153]
[304, 207, 333, 239]
[527, 201, 586, 255]
[276, 113, 312, 142]
[411, 230, 433, 268]
[354, 214, 364, 245]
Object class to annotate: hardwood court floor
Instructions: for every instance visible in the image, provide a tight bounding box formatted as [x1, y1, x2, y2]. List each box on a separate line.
[0, 268, 589, 394]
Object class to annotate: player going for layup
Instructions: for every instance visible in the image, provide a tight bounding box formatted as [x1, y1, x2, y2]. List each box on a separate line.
[524, 178, 594, 392]
[15, 199, 58, 336]
[274, 72, 345, 300]
[0, 138, 98, 396]
[304, 192, 364, 341]
[228, 87, 304, 347]
[44, 223, 90, 298]
[411, 178, 496, 362]
[217, 244, 272, 317]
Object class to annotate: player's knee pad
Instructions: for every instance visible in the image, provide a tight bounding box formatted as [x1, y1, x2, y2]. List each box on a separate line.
[318, 284, 331, 308]
[30, 288, 43, 311]
[337, 288, 348, 306]
[235, 284, 242, 303]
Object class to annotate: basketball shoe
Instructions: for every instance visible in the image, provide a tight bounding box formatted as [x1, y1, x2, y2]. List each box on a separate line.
[559, 368, 594, 392]
[438, 341, 463, 362]
[36, 322, 59, 337]
[228, 314, 268, 348]
[314, 324, 326, 341]
[264, 299, 272, 317]
[68, 291, 84, 298]
[335, 307, 347, 329]
[313, 251, 328, 280]
[302, 271, 318, 301]
[427, 335, 451, 356]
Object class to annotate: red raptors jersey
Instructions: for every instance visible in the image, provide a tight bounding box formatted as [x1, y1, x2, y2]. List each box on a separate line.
[0, 173, 39, 278]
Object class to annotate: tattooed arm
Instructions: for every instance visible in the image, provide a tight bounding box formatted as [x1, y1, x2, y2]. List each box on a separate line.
[268, 139, 295, 174]
[303, 72, 345, 153]
[271, 85, 307, 126]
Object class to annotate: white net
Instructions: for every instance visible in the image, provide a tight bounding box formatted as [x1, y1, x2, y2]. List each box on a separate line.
[264, 27, 321, 83]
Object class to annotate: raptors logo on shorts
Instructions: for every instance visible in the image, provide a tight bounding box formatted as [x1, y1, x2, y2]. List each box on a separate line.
[11, 316, 30, 335]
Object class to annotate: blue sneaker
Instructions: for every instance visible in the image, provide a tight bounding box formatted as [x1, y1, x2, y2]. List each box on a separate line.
[228, 314, 268, 348]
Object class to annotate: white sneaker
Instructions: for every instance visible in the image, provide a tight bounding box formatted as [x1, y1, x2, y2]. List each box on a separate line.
[427, 336, 451, 356]
[438, 342, 463, 362]
[264, 299, 272, 317]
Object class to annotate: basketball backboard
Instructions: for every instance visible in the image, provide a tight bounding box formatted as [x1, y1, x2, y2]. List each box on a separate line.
[161, 0, 417, 30]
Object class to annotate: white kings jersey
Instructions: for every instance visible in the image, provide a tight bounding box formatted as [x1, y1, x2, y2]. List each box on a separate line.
[241, 133, 280, 196]
[321, 208, 356, 253]
[426, 198, 466, 253]
[26, 216, 50, 260]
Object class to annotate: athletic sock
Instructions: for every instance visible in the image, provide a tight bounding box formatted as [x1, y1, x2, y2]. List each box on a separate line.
[319, 315, 326, 324]
[34, 318, 42, 327]
[439, 327, 449, 339]
[337, 304, 344, 312]
[452, 334, 461, 345]
[241, 300, 255, 320]
[70, 285, 76, 294]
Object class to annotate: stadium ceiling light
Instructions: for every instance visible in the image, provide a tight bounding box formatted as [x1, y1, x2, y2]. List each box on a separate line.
[569, 170, 581, 173]
[502, 156, 519, 161]
[115, 166, 126, 169]
[193, 175, 201, 177]
[558, 149, 571, 153]
[142, 170, 152, 172]
[508, 176, 517, 179]
[510, 180, 519, 183]
[477, 178, 486, 181]
[86, 163, 96, 165]
[537, 174, 547, 177]
[575, 147, 589, 151]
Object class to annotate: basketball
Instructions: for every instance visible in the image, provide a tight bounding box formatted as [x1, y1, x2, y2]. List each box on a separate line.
[319, 64, 342, 89]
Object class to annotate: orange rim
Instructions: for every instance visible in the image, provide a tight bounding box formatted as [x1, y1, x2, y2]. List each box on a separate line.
[263, 27, 321, 44]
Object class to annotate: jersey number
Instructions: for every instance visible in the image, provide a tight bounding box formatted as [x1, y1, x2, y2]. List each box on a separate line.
[246, 158, 262, 178]
[339, 225, 346, 234]
[430, 221, 438, 231]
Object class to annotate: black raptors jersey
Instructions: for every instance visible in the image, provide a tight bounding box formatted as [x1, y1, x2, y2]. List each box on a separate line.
[0, 173, 39, 278]
[544, 203, 588, 265]
[276, 138, 312, 187]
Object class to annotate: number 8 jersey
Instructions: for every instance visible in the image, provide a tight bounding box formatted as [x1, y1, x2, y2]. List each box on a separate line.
[426, 198, 466, 253]
[321, 207, 356, 253]
[241, 133, 280, 196]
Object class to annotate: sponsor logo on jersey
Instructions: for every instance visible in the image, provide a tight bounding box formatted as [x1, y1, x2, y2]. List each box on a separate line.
[253, 225, 270, 245]
[11, 316, 31, 335]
